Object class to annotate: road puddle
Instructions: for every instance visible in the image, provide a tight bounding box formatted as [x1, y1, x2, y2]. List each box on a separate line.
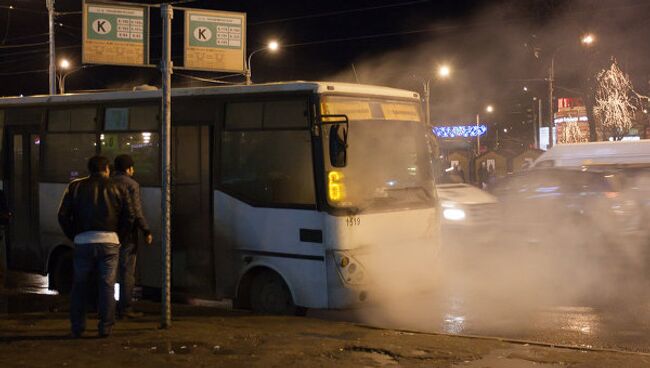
[341, 346, 400, 366]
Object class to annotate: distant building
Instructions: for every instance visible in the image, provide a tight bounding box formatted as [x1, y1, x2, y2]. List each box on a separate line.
[555, 97, 590, 144]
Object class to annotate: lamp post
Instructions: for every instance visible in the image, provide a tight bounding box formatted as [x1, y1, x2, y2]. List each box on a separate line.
[417, 64, 451, 125]
[476, 104, 493, 155]
[245, 40, 279, 85]
[546, 33, 596, 148]
[56, 58, 70, 94]
[57, 59, 91, 94]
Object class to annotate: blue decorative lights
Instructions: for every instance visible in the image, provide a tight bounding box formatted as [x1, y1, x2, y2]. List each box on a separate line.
[432, 125, 488, 138]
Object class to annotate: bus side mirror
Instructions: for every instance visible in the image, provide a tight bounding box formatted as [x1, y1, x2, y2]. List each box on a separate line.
[329, 124, 348, 168]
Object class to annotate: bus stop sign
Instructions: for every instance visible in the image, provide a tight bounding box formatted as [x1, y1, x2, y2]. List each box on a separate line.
[82, 1, 149, 66]
[184, 9, 246, 72]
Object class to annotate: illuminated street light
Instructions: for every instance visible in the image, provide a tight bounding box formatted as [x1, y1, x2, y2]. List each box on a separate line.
[57, 58, 73, 94]
[437, 64, 451, 79]
[59, 58, 70, 70]
[415, 63, 453, 125]
[476, 104, 494, 154]
[56, 60, 92, 94]
[523, 86, 528, 92]
[245, 40, 280, 85]
[581, 33, 596, 46]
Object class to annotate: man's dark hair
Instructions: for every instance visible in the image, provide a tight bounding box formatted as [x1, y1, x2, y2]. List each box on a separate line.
[114, 154, 135, 173]
[87, 156, 110, 174]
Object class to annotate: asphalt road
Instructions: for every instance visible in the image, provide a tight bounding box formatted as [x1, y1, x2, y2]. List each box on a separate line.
[5, 259, 650, 355]
[312, 247, 650, 354]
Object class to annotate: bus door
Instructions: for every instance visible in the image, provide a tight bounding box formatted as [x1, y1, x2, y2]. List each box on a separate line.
[5, 126, 41, 272]
[171, 125, 214, 296]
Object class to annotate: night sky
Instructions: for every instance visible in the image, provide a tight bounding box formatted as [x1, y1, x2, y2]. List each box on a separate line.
[1, 0, 650, 146]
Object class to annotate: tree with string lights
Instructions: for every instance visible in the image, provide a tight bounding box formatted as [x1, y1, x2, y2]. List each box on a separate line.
[593, 60, 648, 140]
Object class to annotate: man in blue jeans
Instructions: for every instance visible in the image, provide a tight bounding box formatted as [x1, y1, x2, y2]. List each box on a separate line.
[58, 156, 134, 338]
[112, 154, 153, 318]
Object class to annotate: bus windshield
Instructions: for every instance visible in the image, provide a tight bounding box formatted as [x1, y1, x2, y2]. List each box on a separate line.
[321, 96, 436, 213]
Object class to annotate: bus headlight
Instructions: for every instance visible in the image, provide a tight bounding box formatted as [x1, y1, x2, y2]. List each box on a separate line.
[333, 251, 365, 285]
[443, 208, 466, 221]
[340, 256, 350, 268]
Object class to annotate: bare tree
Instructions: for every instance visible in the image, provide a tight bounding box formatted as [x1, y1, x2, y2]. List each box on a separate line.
[593, 60, 647, 140]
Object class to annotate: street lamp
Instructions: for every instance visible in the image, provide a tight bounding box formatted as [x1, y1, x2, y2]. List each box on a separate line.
[437, 64, 451, 79]
[57, 59, 92, 94]
[546, 33, 597, 147]
[56, 58, 71, 94]
[476, 104, 494, 155]
[245, 40, 280, 85]
[581, 33, 595, 46]
[417, 64, 451, 125]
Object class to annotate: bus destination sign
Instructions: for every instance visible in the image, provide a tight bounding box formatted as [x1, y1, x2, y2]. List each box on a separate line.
[82, 1, 149, 66]
[184, 9, 246, 72]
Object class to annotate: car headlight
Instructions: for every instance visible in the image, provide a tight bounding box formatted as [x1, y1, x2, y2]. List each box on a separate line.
[443, 208, 466, 221]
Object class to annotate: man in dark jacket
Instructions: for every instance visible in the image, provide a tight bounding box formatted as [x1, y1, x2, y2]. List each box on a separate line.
[58, 156, 134, 338]
[112, 154, 153, 318]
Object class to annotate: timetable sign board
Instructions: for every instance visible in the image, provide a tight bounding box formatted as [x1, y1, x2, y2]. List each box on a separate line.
[184, 9, 246, 72]
[82, 1, 149, 66]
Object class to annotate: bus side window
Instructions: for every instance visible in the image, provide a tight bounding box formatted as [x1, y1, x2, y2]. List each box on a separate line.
[42, 107, 97, 183]
[220, 99, 315, 207]
[220, 130, 315, 206]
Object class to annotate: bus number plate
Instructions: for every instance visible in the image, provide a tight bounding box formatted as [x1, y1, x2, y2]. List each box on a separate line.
[346, 216, 360, 227]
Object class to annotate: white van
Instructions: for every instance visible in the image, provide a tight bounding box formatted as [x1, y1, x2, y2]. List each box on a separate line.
[533, 140, 650, 169]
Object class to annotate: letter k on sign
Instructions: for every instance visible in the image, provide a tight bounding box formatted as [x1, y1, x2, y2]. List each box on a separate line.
[93, 19, 112, 35]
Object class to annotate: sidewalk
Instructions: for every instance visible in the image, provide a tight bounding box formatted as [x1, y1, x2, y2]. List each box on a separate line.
[1, 293, 649, 367]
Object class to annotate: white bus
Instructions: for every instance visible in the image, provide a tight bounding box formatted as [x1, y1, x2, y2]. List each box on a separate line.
[0, 82, 440, 313]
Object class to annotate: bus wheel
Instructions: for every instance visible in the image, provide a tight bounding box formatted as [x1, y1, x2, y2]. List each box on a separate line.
[49, 249, 73, 295]
[249, 271, 303, 316]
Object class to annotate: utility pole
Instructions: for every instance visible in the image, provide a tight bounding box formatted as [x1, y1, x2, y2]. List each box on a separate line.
[536, 98, 542, 149]
[423, 80, 431, 126]
[46, 0, 56, 95]
[475, 113, 481, 154]
[160, 3, 173, 329]
[548, 56, 555, 149]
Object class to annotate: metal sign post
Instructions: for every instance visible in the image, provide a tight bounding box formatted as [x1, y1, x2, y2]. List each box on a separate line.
[160, 3, 173, 329]
[80, 1, 248, 329]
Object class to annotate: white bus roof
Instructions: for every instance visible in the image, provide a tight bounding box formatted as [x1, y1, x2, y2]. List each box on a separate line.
[0, 81, 420, 108]
[534, 140, 650, 167]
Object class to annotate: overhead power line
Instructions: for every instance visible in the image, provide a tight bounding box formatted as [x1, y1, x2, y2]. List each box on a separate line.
[249, 0, 430, 26]
[0, 41, 49, 49]
[0, 68, 48, 76]
[0, 44, 80, 58]
[2, 32, 49, 42]
[0, 5, 47, 15]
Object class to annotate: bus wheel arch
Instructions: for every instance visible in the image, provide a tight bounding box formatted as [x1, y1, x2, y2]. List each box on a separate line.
[47, 245, 74, 294]
[235, 266, 305, 316]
